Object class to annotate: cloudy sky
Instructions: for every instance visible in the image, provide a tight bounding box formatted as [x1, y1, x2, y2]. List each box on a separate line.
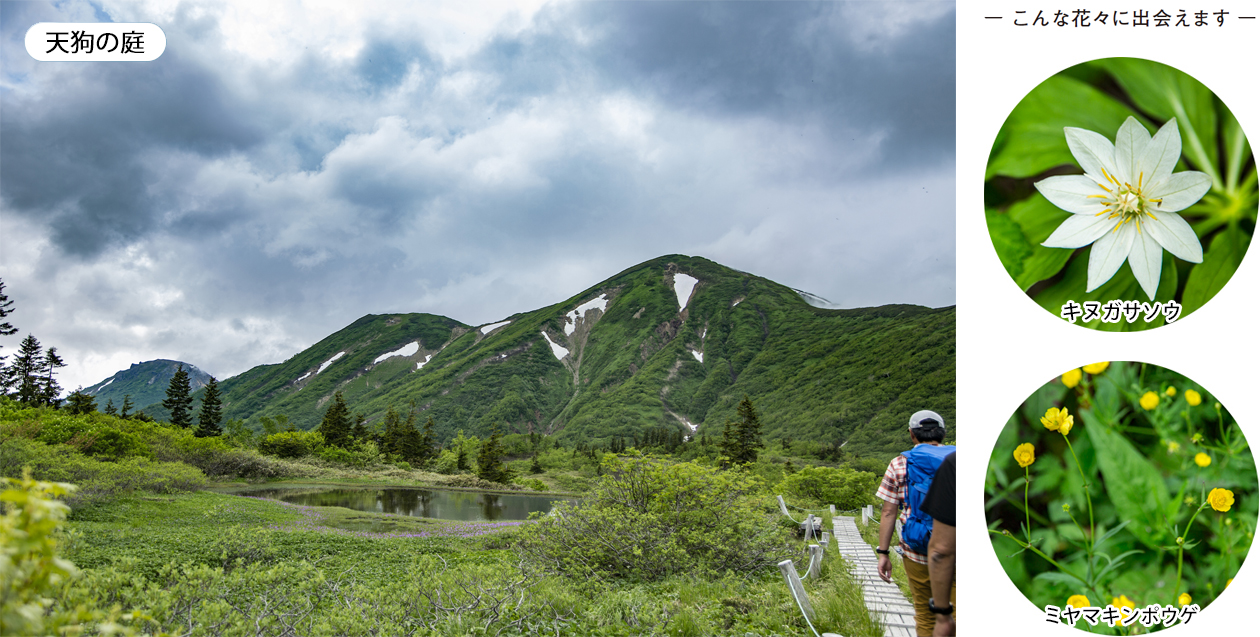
[1, 0, 955, 390]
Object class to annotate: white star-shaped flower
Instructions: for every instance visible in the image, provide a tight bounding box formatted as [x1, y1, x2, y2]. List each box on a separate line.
[1035, 117, 1211, 300]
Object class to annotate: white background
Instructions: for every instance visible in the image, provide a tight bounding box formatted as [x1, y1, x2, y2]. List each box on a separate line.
[958, 1, 1259, 633]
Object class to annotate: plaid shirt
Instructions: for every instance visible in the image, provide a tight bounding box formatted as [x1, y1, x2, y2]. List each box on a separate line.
[875, 446, 934, 565]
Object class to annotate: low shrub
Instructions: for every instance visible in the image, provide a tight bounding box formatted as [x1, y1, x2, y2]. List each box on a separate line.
[518, 452, 792, 581]
[0, 438, 204, 506]
[515, 478, 548, 492]
[775, 465, 880, 510]
[258, 431, 324, 459]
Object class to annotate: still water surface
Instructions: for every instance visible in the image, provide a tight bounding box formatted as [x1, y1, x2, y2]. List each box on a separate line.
[236, 486, 577, 522]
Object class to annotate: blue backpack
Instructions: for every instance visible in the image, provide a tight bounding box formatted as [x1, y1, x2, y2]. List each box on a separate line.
[900, 444, 955, 554]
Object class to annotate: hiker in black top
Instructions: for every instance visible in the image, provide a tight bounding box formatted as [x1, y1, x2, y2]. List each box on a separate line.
[922, 451, 956, 636]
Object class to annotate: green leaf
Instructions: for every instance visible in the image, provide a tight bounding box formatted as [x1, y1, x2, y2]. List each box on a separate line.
[1222, 107, 1253, 193]
[1104, 58, 1221, 189]
[1081, 410, 1170, 549]
[986, 208, 1034, 281]
[1031, 249, 1177, 331]
[1182, 226, 1250, 314]
[987, 75, 1138, 180]
[1034, 570, 1091, 588]
[1007, 195, 1075, 290]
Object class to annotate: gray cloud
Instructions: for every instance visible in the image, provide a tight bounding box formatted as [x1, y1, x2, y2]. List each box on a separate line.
[1, 0, 955, 390]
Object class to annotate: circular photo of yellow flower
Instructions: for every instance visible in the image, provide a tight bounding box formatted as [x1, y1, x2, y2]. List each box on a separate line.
[986, 58, 1257, 331]
[986, 361, 1256, 630]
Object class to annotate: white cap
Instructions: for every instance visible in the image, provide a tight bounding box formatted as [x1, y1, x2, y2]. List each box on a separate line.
[908, 410, 945, 431]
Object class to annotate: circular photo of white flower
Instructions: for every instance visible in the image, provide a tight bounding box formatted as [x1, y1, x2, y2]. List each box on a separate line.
[985, 58, 1257, 331]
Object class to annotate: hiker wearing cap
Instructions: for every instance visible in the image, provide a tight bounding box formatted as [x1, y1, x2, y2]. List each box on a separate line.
[875, 410, 956, 637]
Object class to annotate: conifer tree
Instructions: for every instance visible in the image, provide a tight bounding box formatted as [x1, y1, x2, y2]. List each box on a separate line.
[103, 398, 118, 416]
[40, 348, 66, 407]
[12, 335, 44, 406]
[734, 395, 765, 464]
[456, 446, 470, 472]
[65, 388, 96, 414]
[195, 377, 223, 437]
[351, 413, 368, 442]
[392, 408, 421, 462]
[418, 416, 437, 463]
[476, 423, 512, 484]
[0, 280, 15, 339]
[163, 365, 193, 428]
[318, 391, 352, 448]
[0, 279, 17, 391]
[120, 395, 133, 418]
[721, 395, 765, 465]
[381, 405, 404, 455]
[529, 454, 543, 474]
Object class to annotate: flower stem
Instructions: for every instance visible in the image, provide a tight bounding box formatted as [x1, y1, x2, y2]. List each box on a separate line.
[1064, 435, 1096, 579]
[1024, 465, 1032, 544]
[1175, 500, 1209, 602]
[990, 530, 1107, 603]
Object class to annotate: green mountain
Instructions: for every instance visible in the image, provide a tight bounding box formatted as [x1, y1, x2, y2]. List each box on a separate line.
[177, 255, 953, 459]
[85, 359, 212, 413]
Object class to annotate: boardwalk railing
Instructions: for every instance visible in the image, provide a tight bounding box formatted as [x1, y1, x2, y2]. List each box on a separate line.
[774, 496, 918, 637]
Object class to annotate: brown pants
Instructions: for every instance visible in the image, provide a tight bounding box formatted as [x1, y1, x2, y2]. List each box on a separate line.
[904, 556, 955, 636]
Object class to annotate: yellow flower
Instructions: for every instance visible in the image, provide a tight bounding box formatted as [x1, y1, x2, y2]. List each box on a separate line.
[1112, 595, 1136, 620]
[1178, 592, 1192, 606]
[1166, 386, 1177, 397]
[1227, 578, 1233, 588]
[1195, 453, 1211, 467]
[1061, 368, 1083, 388]
[1185, 389, 1202, 406]
[1167, 441, 1181, 453]
[1209, 488, 1234, 512]
[1083, 361, 1110, 374]
[1014, 443, 1036, 468]
[1140, 391, 1160, 410]
[1041, 407, 1074, 435]
[1066, 594, 1090, 609]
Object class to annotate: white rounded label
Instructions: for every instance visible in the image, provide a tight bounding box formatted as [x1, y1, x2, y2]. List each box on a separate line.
[25, 23, 166, 62]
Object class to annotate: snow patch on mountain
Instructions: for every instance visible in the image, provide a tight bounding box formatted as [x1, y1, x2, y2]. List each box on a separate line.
[480, 320, 511, 334]
[564, 294, 610, 336]
[297, 371, 311, 382]
[373, 341, 419, 364]
[91, 377, 115, 394]
[317, 352, 345, 374]
[541, 332, 569, 360]
[794, 288, 838, 309]
[673, 274, 698, 310]
[690, 350, 703, 363]
[416, 354, 433, 369]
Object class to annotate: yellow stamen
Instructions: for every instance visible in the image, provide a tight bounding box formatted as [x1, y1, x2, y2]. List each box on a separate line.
[1138, 172, 1143, 189]
[1087, 194, 1108, 199]
[1100, 167, 1116, 185]
[1095, 208, 1113, 216]
[1146, 211, 1158, 221]
[1097, 183, 1113, 193]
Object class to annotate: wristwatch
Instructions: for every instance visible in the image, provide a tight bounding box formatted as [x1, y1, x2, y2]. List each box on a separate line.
[875, 547, 890, 555]
[928, 598, 954, 615]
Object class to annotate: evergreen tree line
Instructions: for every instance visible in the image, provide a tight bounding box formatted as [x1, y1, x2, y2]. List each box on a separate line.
[0, 279, 69, 408]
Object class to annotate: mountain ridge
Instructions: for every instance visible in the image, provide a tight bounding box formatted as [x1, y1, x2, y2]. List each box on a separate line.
[120, 255, 952, 459]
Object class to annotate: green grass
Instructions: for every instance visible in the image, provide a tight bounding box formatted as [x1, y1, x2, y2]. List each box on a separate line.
[50, 489, 893, 636]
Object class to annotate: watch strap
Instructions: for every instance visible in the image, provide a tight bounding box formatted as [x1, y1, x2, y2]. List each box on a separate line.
[928, 598, 954, 615]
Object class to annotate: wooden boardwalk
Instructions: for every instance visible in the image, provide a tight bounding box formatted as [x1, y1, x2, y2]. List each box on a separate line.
[831, 516, 918, 637]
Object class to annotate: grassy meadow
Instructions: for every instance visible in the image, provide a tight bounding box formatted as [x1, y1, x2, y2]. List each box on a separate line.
[2, 397, 893, 636]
